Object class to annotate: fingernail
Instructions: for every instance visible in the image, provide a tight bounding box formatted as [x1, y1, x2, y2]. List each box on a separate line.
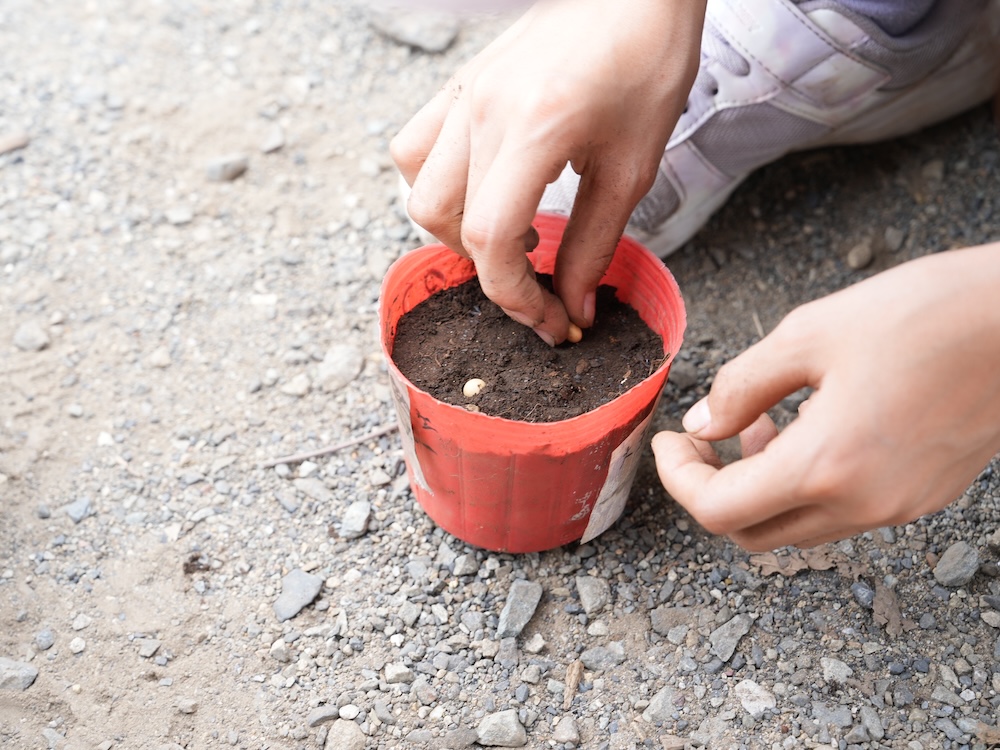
[533, 328, 556, 347]
[582, 291, 596, 327]
[682, 398, 711, 435]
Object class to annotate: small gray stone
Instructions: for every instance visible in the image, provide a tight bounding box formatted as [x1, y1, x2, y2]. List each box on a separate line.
[269, 639, 290, 663]
[272, 569, 323, 622]
[260, 125, 285, 154]
[442, 727, 478, 747]
[306, 705, 339, 727]
[35, 630, 54, 651]
[476, 709, 526, 747]
[552, 716, 580, 744]
[280, 372, 311, 397]
[205, 153, 248, 182]
[69, 637, 86, 654]
[933, 541, 980, 587]
[165, 205, 194, 226]
[642, 686, 676, 724]
[734, 679, 775, 719]
[859, 706, 885, 741]
[0, 658, 39, 690]
[851, 581, 875, 609]
[368, 9, 460, 53]
[63, 495, 90, 523]
[575, 576, 609, 615]
[453, 554, 479, 577]
[316, 344, 363, 393]
[339, 501, 371, 539]
[884, 226, 906, 252]
[373, 700, 396, 725]
[580, 642, 626, 671]
[324, 719, 365, 750]
[821, 656, 853, 684]
[136, 638, 161, 658]
[293, 477, 333, 504]
[385, 662, 414, 684]
[0, 131, 29, 155]
[13, 320, 49, 352]
[844, 724, 870, 744]
[812, 702, 852, 728]
[176, 698, 197, 714]
[496, 580, 543, 639]
[709, 613, 753, 661]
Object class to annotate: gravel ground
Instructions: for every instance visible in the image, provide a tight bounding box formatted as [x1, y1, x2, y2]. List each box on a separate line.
[2, 2, 1000, 749]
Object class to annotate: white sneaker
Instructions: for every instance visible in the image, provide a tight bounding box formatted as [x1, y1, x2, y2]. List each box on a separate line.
[540, 0, 1000, 257]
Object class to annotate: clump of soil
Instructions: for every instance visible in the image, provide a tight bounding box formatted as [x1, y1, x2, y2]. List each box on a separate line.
[391, 277, 665, 422]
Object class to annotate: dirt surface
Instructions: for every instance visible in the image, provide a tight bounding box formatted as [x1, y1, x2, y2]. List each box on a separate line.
[2, 2, 1000, 749]
[392, 280, 663, 422]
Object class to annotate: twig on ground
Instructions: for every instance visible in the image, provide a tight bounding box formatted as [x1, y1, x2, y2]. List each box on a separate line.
[258, 422, 399, 468]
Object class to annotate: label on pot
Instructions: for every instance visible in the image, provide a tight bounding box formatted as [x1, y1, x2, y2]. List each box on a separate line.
[388, 372, 430, 493]
[580, 411, 654, 544]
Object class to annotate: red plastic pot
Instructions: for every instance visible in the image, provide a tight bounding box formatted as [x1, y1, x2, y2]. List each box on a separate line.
[379, 213, 686, 553]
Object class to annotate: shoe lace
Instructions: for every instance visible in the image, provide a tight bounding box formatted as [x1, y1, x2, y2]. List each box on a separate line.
[690, 22, 750, 101]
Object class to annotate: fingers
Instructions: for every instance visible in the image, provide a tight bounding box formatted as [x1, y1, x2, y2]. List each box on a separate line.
[652, 422, 816, 537]
[463, 138, 572, 342]
[738, 413, 778, 458]
[554, 156, 648, 328]
[391, 87, 454, 187]
[682, 312, 820, 441]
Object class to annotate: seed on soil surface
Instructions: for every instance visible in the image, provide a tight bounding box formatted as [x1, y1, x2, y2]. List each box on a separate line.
[462, 378, 486, 398]
[567, 323, 583, 343]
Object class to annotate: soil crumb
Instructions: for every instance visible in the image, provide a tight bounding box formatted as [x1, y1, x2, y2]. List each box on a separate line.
[392, 277, 665, 422]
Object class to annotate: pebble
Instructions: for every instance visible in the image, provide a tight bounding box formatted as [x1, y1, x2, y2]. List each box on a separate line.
[339, 501, 371, 539]
[13, 320, 50, 352]
[709, 613, 753, 661]
[280, 373, 311, 397]
[63, 496, 91, 524]
[385, 663, 414, 684]
[35, 629, 54, 651]
[368, 8, 460, 53]
[551, 716, 580, 744]
[820, 656, 853, 684]
[933, 541, 980, 587]
[69, 637, 86, 654]
[453, 554, 479, 576]
[136, 638, 161, 658]
[293, 477, 333, 504]
[148, 346, 172, 368]
[579, 642, 625, 671]
[0, 131, 30, 155]
[306, 705, 339, 727]
[71, 613, 92, 631]
[176, 698, 197, 714]
[575, 576, 609, 615]
[496, 580, 542, 639]
[476, 709, 526, 748]
[272, 569, 323, 622]
[324, 719, 366, 750]
[734, 679, 775, 719]
[0, 658, 39, 690]
[165, 205, 194, 226]
[846, 239, 874, 270]
[884, 226, 906, 252]
[642, 686, 676, 723]
[205, 153, 248, 182]
[260, 126, 285, 154]
[850, 580, 875, 609]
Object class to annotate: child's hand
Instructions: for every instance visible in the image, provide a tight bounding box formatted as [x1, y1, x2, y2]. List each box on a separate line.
[653, 244, 1000, 551]
[392, 0, 705, 344]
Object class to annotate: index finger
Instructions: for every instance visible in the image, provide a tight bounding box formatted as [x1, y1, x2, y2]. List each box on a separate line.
[462, 138, 572, 343]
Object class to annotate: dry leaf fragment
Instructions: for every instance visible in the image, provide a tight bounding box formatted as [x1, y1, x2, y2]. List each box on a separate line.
[872, 582, 903, 637]
[563, 659, 584, 710]
[976, 720, 1000, 746]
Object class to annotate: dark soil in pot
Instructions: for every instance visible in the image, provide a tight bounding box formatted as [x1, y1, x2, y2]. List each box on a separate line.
[391, 276, 665, 422]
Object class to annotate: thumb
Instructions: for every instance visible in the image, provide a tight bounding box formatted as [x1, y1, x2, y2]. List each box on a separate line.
[683, 319, 819, 441]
